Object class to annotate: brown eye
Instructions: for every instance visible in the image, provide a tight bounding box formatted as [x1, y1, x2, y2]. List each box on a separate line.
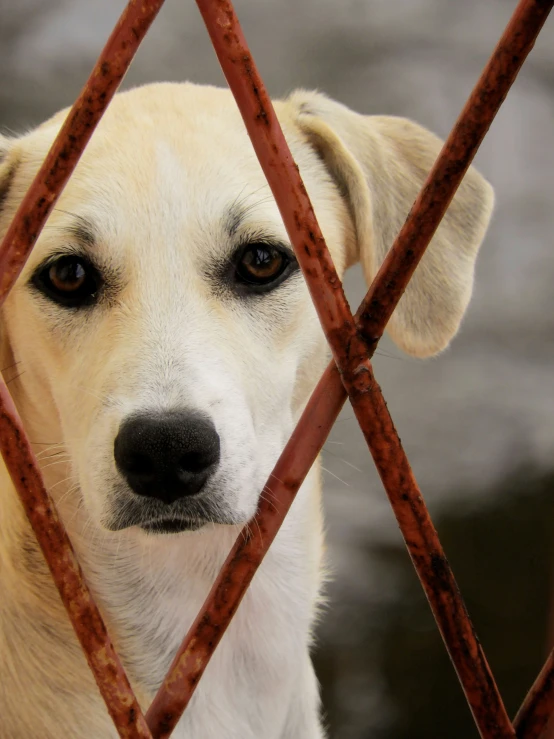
[234, 243, 294, 289]
[49, 260, 86, 293]
[33, 255, 101, 308]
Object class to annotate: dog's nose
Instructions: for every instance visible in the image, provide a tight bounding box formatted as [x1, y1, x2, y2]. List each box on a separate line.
[114, 411, 220, 504]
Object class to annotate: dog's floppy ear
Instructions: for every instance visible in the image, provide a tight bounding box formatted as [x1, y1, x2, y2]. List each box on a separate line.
[288, 90, 494, 358]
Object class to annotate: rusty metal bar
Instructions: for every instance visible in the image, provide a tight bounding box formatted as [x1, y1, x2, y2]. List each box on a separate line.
[146, 0, 552, 735]
[357, 0, 554, 343]
[0, 1, 166, 735]
[0, 0, 165, 305]
[146, 362, 345, 736]
[0, 383, 152, 739]
[514, 650, 554, 738]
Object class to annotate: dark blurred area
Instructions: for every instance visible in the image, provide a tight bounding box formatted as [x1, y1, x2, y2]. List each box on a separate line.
[1, 0, 553, 736]
[315, 468, 554, 737]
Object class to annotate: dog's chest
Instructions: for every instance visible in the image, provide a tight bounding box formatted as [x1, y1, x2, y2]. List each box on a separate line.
[99, 538, 316, 738]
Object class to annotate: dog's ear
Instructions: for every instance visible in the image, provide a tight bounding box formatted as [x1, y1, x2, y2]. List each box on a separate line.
[288, 90, 494, 358]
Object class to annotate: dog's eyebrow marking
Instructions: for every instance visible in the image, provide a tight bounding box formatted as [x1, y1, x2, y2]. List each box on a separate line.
[0, 159, 19, 211]
[225, 186, 274, 237]
[50, 210, 98, 249]
[65, 215, 97, 248]
[226, 205, 244, 237]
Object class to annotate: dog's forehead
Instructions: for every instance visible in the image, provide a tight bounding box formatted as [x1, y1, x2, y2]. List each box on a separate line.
[28, 84, 301, 263]
[75, 84, 275, 215]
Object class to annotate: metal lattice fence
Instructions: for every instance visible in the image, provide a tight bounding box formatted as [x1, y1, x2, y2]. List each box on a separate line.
[0, 0, 553, 737]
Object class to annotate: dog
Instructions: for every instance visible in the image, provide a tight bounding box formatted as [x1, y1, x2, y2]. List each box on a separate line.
[0, 82, 494, 738]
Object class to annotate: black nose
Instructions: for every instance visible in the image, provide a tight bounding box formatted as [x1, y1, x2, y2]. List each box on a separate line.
[114, 411, 220, 505]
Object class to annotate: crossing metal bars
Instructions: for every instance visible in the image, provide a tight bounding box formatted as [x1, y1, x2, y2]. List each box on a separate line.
[0, 0, 552, 737]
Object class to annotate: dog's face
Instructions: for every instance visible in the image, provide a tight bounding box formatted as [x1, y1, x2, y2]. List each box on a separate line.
[0, 83, 494, 537]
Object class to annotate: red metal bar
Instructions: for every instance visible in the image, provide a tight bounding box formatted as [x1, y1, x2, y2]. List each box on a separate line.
[0, 0, 165, 306]
[514, 650, 554, 738]
[0, 383, 152, 739]
[357, 0, 554, 343]
[146, 362, 345, 736]
[147, 0, 552, 735]
[0, 1, 166, 735]
[341, 366, 516, 738]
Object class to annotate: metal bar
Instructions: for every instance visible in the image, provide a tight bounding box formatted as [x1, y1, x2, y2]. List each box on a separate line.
[0, 0, 165, 306]
[0, 1, 166, 735]
[357, 0, 554, 343]
[147, 0, 552, 735]
[514, 650, 554, 738]
[146, 362, 345, 737]
[0, 382, 152, 739]
[341, 364, 515, 738]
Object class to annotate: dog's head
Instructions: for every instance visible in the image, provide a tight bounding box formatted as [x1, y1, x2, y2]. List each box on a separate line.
[0, 83, 493, 536]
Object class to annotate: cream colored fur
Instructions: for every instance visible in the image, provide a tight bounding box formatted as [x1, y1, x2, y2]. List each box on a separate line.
[0, 82, 494, 738]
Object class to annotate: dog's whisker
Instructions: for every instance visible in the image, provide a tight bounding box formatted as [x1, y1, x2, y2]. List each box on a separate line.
[35, 447, 69, 460]
[320, 465, 350, 488]
[268, 471, 286, 486]
[65, 382, 105, 403]
[1, 359, 22, 373]
[39, 458, 72, 472]
[36, 449, 68, 460]
[5, 370, 26, 386]
[55, 483, 81, 506]
[322, 448, 363, 473]
[337, 458, 363, 473]
[51, 207, 82, 220]
[50, 475, 78, 492]
[52, 485, 82, 514]
[35, 446, 68, 457]
[35, 441, 66, 447]
[259, 491, 278, 514]
[260, 482, 278, 500]
[374, 349, 412, 363]
[260, 484, 279, 500]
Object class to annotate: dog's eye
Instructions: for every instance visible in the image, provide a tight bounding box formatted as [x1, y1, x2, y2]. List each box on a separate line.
[234, 243, 295, 290]
[33, 255, 101, 307]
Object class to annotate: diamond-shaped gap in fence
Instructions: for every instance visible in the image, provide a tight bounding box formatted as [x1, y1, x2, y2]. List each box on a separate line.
[0, 1, 552, 738]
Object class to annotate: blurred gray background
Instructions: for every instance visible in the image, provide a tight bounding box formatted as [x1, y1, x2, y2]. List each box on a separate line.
[2, 0, 554, 736]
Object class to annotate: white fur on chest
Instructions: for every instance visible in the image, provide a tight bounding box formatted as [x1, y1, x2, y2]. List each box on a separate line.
[71, 473, 322, 739]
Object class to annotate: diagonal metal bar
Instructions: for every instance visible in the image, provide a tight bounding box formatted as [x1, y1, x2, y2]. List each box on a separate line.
[0, 1, 166, 735]
[0, 382, 153, 739]
[146, 0, 552, 736]
[0, 0, 164, 305]
[146, 362, 347, 737]
[356, 0, 554, 343]
[514, 650, 554, 738]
